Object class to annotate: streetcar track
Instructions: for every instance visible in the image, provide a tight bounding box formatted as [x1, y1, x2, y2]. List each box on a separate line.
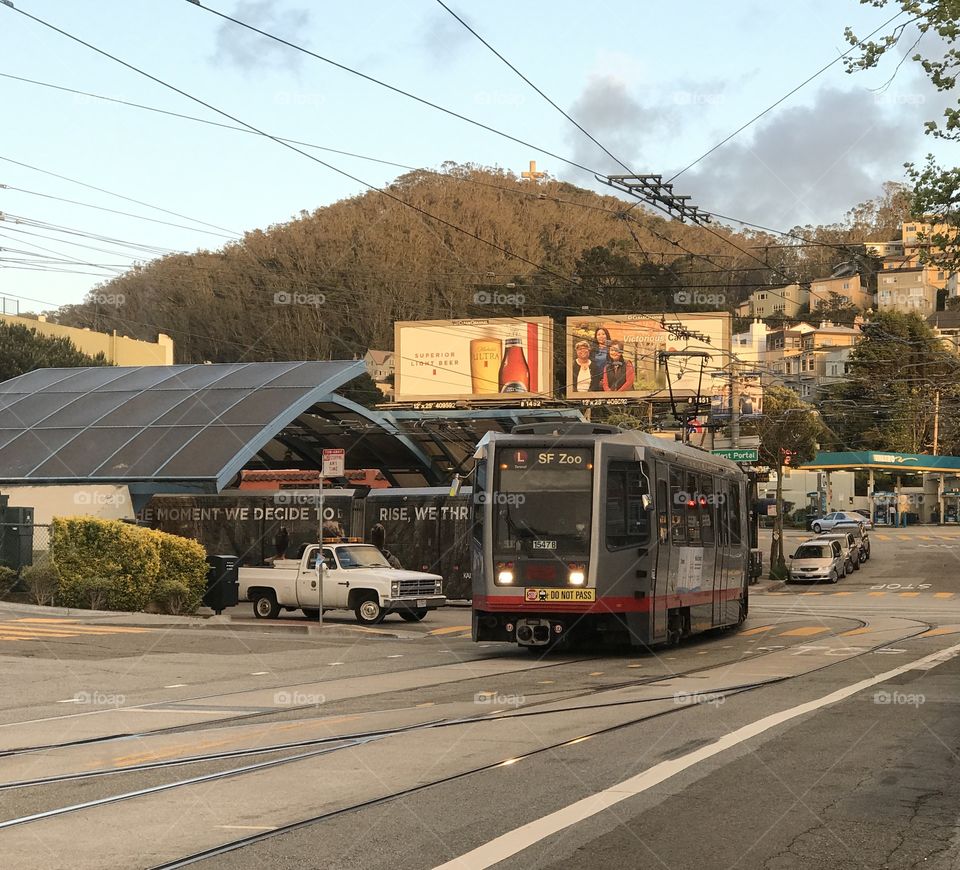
[0, 652, 603, 758]
[0, 615, 899, 798]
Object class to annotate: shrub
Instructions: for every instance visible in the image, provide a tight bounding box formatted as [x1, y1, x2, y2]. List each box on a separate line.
[51, 518, 207, 614]
[21, 563, 59, 606]
[0, 565, 18, 599]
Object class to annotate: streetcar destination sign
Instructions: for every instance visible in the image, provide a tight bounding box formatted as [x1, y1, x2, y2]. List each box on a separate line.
[712, 448, 759, 463]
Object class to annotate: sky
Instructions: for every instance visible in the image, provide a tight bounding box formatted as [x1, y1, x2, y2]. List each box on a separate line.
[0, 0, 952, 317]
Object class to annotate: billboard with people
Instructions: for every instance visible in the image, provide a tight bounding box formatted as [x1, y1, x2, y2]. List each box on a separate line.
[565, 313, 731, 401]
[394, 317, 554, 401]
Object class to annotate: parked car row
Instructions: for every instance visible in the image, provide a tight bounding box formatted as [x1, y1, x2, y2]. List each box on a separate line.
[787, 520, 872, 584]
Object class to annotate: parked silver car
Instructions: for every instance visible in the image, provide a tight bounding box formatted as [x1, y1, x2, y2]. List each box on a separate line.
[807, 532, 861, 573]
[834, 521, 871, 561]
[787, 540, 846, 584]
[810, 511, 866, 534]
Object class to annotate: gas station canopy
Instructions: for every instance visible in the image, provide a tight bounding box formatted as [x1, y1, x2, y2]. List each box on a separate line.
[800, 451, 960, 474]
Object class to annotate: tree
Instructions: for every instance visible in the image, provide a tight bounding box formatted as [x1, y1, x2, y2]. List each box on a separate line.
[822, 310, 958, 453]
[749, 387, 827, 579]
[845, 4, 960, 268]
[0, 322, 110, 383]
[337, 372, 385, 409]
[803, 292, 861, 326]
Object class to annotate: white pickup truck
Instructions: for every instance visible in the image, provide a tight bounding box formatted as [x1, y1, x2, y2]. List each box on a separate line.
[238, 543, 446, 625]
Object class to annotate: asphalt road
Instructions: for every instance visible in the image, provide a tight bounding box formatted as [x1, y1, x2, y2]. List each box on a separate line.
[1, 526, 959, 869]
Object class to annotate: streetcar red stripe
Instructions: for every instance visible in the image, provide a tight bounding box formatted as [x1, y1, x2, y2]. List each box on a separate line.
[473, 587, 743, 613]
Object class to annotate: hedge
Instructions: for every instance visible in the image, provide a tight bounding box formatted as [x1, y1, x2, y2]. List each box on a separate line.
[50, 517, 208, 613]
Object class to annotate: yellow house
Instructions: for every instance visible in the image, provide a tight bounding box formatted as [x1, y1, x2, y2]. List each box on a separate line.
[810, 273, 873, 311]
[742, 283, 809, 318]
[0, 313, 174, 365]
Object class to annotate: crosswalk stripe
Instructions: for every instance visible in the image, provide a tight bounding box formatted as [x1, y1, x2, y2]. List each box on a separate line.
[918, 626, 960, 637]
[875, 534, 892, 541]
[831, 591, 854, 596]
[0, 624, 149, 636]
[934, 592, 955, 598]
[778, 626, 830, 637]
[427, 625, 472, 636]
[739, 624, 775, 636]
[868, 591, 887, 597]
[11, 623, 151, 634]
[899, 592, 920, 598]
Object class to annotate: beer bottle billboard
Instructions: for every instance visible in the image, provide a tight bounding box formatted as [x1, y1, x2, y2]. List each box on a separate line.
[498, 337, 530, 392]
[470, 338, 501, 394]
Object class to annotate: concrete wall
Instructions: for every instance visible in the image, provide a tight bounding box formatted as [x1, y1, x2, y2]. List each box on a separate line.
[0, 314, 174, 365]
[1, 485, 135, 526]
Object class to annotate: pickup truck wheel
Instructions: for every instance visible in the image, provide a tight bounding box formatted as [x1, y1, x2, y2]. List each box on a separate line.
[355, 596, 386, 625]
[399, 609, 428, 623]
[253, 593, 280, 620]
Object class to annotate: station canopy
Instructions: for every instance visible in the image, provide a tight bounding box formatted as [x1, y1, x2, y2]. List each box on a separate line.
[800, 451, 960, 474]
[0, 363, 586, 494]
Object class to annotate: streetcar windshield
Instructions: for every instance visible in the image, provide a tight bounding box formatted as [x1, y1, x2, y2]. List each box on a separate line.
[335, 545, 392, 569]
[493, 447, 593, 554]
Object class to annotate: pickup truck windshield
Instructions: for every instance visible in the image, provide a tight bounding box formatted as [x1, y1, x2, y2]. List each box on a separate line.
[336, 546, 392, 569]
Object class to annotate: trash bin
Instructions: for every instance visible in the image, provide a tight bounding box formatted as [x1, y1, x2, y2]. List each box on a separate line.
[203, 554, 239, 614]
[749, 549, 763, 585]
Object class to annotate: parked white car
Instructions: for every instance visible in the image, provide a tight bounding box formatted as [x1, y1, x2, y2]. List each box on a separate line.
[239, 543, 445, 625]
[810, 512, 866, 534]
[787, 540, 846, 584]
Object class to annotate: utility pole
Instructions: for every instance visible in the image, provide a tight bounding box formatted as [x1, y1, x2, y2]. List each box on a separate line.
[933, 390, 940, 456]
[729, 361, 740, 448]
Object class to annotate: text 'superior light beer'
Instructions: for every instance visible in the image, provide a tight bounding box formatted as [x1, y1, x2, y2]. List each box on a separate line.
[498, 337, 530, 392]
[470, 338, 501, 394]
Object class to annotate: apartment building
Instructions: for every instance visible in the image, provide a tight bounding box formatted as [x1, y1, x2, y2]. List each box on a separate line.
[876, 267, 938, 315]
[740, 283, 810, 319]
[810, 272, 873, 311]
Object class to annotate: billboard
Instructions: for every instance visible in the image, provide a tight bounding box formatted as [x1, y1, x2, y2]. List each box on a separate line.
[394, 317, 553, 402]
[709, 371, 764, 419]
[565, 313, 731, 401]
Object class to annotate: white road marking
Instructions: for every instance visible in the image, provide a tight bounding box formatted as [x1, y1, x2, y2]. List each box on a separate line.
[434, 639, 960, 870]
[250, 672, 269, 676]
[164, 684, 187, 688]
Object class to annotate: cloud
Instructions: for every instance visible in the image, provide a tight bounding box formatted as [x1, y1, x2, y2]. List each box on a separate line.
[679, 86, 927, 227]
[419, 11, 474, 65]
[213, 1, 310, 73]
[564, 74, 676, 176]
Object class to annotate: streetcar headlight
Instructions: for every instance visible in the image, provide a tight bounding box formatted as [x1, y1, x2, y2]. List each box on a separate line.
[495, 562, 515, 585]
[568, 568, 586, 586]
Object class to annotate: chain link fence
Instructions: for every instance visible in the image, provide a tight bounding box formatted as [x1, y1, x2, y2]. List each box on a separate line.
[0, 522, 53, 571]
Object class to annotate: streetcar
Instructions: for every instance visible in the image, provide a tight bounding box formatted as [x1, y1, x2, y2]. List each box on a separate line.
[471, 423, 749, 648]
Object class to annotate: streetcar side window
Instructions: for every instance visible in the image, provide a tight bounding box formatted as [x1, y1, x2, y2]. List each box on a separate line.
[472, 459, 487, 542]
[717, 478, 730, 546]
[700, 475, 715, 546]
[605, 461, 650, 548]
[657, 479, 669, 544]
[669, 466, 686, 544]
[685, 471, 701, 544]
[729, 480, 742, 545]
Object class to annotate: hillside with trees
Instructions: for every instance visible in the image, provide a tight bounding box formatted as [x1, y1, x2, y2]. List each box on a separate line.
[56, 165, 911, 364]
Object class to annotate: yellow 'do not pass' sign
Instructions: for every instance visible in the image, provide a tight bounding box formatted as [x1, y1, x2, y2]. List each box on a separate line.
[524, 588, 596, 603]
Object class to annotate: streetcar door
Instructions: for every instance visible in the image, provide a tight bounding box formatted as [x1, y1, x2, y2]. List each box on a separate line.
[652, 463, 671, 642]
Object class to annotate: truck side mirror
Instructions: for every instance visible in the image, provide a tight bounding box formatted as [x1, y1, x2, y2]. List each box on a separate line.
[641, 494, 653, 511]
